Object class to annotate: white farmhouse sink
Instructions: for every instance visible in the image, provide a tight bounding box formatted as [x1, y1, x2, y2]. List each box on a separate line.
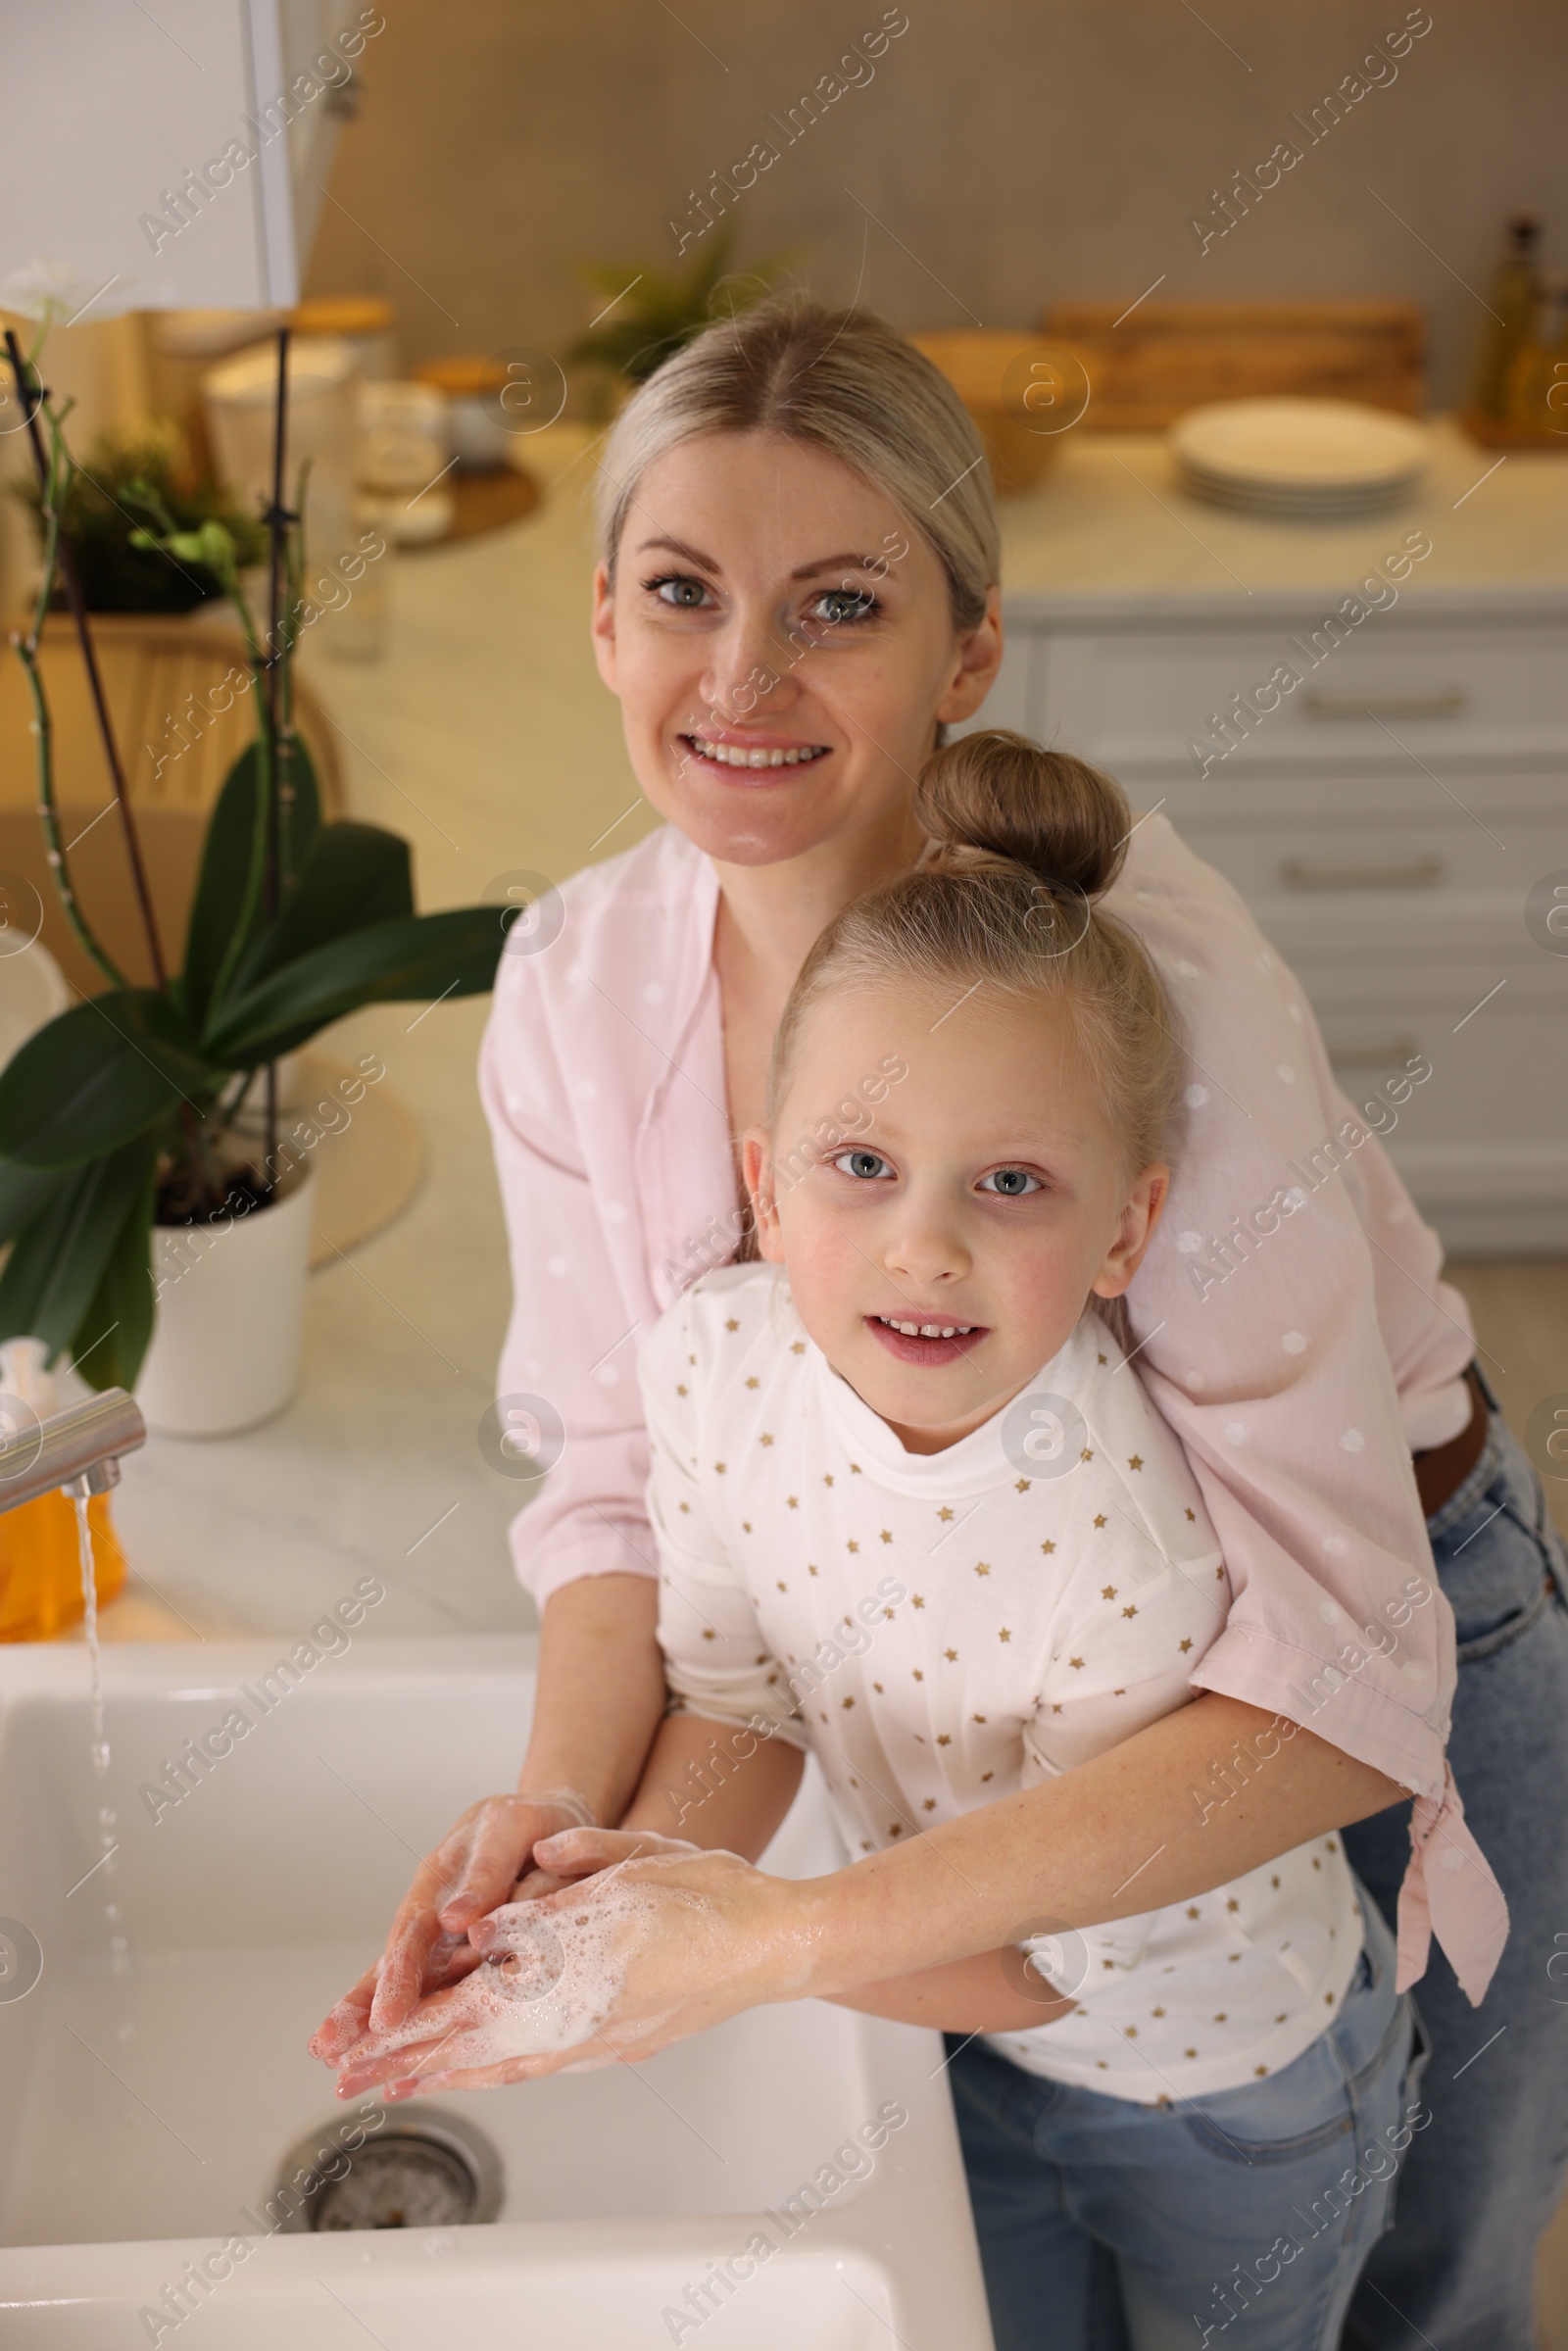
[0, 1637, 993, 2347]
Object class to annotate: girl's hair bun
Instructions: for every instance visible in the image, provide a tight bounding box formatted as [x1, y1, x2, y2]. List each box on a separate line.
[770, 724, 1181, 1185]
[915, 729, 1130, 901]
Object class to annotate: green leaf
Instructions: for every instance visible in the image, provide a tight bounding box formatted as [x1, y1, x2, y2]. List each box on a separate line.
[0, 1136, 157, 1359]
[180, 732, 325, 1028]
[205, 906, 508, 1066]
[230, 821, 413, 998]
[68, 1152, 158, 1393]
[0, 993, 213, 1169]
[180, 740, 270, 1030]
[0, 1156, 69, 1246]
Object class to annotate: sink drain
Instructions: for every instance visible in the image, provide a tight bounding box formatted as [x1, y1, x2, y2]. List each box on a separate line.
[272, 2108, 503, 2231]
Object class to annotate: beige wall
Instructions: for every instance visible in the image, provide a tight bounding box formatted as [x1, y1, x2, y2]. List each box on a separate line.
[305, 0, 1567, 409]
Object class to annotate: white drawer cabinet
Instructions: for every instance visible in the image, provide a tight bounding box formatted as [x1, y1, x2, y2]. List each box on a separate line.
[1168, 758, 1564, 830]
[1175, 811, 1557, 970]
[1303, 961, 1567, 1249]
[986, 593, 1568, 1252]
[1029, 618, 1568, 778]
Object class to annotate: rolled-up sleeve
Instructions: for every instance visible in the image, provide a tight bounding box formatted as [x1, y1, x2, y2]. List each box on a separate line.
[1111, 819, 1505, 2003]
[479, 966, 659, 1609]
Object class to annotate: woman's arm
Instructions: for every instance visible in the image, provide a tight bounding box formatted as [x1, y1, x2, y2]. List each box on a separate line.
[327, 1690, 1404, 2093]
[1110, 826, 1457, 1801]
[784, 1691, 1401, 2005]
[523, 1572, 667, 1826]
[1100, 827, 1510, 2003]
[315, 950, 694, 2062]
[620, 1716, 1058, 2033]
[818, 1690, 1400, 2033]
[642, 1689, 1397, 2028]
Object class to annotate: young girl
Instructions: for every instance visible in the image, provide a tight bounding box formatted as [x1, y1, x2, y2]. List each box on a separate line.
[335, 733, 1424, 2348]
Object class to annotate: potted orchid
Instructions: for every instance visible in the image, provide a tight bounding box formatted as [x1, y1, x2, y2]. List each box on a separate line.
[0, 323, 509, 1432]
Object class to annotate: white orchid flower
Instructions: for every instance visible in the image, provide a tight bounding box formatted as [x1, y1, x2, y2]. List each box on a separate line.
[0, 259, 125, 325]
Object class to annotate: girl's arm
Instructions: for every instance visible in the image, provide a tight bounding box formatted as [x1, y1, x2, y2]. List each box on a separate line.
[312, 1575, 665, 2055]
[619, 1710, 806, 1852]
[826, 1955, 1068, 2032]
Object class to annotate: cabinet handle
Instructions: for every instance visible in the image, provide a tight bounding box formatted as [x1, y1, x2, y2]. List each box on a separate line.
[1281, 855, 1446, 891]
[1327, 1039, 1421, 1069]
[1300, 689, 1468, 720]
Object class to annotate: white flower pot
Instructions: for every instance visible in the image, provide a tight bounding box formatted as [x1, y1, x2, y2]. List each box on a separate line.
[136, 1160, 317, 1439]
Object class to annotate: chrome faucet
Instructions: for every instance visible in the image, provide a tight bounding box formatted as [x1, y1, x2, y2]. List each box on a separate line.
[0, 1388, 146, 1511]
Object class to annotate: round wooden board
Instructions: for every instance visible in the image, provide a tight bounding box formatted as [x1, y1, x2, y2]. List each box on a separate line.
[220, 1052, 424, 1267]
[290, 1053, 425, 1267]
[402, 463, 544, 549]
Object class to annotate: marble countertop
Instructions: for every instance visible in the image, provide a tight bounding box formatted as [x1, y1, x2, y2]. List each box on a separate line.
[998, 418, 1568, 617]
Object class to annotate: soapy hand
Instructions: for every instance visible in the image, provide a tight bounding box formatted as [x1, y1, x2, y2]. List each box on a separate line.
[329, 1829, 806, 2097]
[309, 1788, 596, 2065]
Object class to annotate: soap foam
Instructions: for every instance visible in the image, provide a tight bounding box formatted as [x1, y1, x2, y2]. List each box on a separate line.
[342, 1879, 671, 2076]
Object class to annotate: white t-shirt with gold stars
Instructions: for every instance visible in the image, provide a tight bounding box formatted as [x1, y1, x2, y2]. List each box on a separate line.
[643, 1262, 1364, 2105]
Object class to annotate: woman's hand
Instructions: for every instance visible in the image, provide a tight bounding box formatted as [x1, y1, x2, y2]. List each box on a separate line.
[328, 1827, 805, 2098]
[309, 1789, 595, 2064]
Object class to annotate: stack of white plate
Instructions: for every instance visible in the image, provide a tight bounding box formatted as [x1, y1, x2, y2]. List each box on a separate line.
[1170, 398, 1432, 518]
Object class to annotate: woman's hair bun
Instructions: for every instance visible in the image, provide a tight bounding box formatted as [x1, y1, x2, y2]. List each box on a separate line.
[914, 729, 1131, 901]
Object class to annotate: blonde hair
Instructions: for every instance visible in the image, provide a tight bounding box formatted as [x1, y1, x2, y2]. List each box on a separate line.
[771, 730, 1185, 1182]
[594, 299, 1000, 631]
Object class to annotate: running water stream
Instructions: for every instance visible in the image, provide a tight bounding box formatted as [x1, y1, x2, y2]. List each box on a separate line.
[74, 1493, 109, 1776]
[74, 1494, 127, 1975]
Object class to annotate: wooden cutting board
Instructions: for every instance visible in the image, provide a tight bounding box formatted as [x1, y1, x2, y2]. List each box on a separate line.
[1040, 300, 1425, 428]
[0, 613, 345, 993]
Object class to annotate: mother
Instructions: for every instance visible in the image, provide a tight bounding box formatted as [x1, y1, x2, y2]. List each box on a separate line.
[317, 303, 1568, 2349]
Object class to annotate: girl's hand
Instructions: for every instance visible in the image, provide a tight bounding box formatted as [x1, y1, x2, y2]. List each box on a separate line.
[329, 1828, 806, 2099]
[309, 1790, 595, 2063]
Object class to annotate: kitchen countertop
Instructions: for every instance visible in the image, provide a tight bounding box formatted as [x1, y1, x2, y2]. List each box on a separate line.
[998, 417, 1568, 617]
[81, 415, 1564, 1647]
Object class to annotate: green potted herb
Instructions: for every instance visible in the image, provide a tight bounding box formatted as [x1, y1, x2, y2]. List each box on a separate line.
[0, 328, 510, 1429]
[568, 223, 798, 405]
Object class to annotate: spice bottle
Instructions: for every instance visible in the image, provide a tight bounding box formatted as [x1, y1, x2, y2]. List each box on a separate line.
[1472, 210, 1543, 419]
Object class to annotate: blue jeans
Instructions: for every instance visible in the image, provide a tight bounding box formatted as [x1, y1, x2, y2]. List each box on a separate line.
[1343, 1402, 1568, 2351]
[945, 1891, 1424, 2351]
